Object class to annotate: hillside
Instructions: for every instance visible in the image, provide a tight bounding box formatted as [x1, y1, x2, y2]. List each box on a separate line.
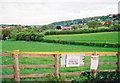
[51, 14, 119, 27]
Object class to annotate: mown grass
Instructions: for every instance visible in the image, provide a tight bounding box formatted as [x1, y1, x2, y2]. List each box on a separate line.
[1, 55, 118, 81]
[44, 32, 118, 44]
[2, 40, 118, 53]
[1, 39, 119, 81]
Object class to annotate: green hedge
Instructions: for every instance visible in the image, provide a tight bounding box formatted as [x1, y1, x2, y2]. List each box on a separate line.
[15, 32, 44, 41]
[42, 39, 120, 48]
[44, 28, 119, 35]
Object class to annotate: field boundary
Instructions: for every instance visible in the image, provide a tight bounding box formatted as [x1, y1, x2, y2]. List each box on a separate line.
[0, 51, 120, 82]
[42, 39, 120, 48]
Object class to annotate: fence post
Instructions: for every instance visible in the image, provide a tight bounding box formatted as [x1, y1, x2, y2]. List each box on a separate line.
[92, 51, 97, 79]
[54, 53, 59, 78]
[13, 50, 20, 82]
[117, 51, 120, 72]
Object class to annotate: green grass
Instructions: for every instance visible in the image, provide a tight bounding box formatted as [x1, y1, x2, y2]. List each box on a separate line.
[2, 40, 118, 53]
[44, 32, 118, 44]
[1, 55, 117, 81]
[1, 37, 119, 81]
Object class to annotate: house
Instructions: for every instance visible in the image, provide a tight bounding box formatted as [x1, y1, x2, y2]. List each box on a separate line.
[63, 27, 71, 30]
[99, 21, 105, 25]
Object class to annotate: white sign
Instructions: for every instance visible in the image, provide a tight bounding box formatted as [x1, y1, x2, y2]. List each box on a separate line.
[61, 54, 85, 67]
[91, 55, 99, 69]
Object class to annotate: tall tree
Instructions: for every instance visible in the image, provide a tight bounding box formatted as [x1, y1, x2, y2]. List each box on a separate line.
[104, 20, 112, 27]
[88, 21, 99, 28]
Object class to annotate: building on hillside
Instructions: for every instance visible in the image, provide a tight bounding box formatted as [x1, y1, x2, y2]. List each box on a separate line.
[99, 21, 105, 25]
[62, 27, 71, 30]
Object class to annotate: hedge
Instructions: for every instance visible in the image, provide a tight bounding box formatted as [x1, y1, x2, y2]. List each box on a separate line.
[15, 32, 44, 41]
[42, 39, 120, 48]
[44, 28, 119, 35]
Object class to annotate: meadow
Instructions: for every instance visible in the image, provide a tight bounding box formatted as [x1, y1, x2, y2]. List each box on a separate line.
[1, 31, 119, 82]
[1, 40, 118, 81]
[44, 32, 118, 44]
[2, 40, 118, 53]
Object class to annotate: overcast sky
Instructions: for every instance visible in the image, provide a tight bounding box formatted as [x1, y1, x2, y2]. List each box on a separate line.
[0, 0, 119, 25]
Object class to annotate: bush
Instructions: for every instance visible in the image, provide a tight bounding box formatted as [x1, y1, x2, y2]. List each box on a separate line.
[2, 29, 11, 40]
[110, 24, 120, 31]
[42, 39, 120, 48]
[15, 32, 44, 41]
[44, 28, 119, 35]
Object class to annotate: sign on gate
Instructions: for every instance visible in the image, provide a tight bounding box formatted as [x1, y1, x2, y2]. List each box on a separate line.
[61, 54, 85, 67]
[91, 55, 99, 69]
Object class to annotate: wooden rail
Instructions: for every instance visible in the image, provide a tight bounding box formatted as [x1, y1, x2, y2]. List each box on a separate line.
[0, 51, 119, 82]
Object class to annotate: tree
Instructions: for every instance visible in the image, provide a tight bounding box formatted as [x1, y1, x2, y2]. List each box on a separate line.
[104, 20, 112, 27]
[21, 28, 30, 33]
[48, 24, 55, 30]
[71, 25, 78, 29]
[88, 21, 99, 28]
[41, 25, 49, 31]
[16, 26, 22, 32]
[2, 29, 11, 40]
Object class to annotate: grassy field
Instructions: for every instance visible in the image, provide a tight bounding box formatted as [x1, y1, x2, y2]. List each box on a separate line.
[1, 53, 117, 81]
[44, 32, 118, 44]
[2, 40, 118, 53]
[1, 40, 118, 81]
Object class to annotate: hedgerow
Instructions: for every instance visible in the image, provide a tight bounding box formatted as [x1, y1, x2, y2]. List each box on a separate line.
[42, 39, 120, 48]
[44, 28, 119, 35]
[15, 32, 44, 41]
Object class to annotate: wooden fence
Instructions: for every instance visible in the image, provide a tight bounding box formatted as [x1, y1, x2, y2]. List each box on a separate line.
[0, 50, 120, 82]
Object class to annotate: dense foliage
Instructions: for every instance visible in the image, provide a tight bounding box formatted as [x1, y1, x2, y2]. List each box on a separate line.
[44, 27, 120, 35]
[2, 29, 11, 40]
[88, 21, 99, 28]
[52, 14, 118, 27]
[15, 32, 44, 41]
[43, 39, 120, 48]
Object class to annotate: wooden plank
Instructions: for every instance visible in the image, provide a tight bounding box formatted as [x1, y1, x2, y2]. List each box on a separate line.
[0, 53, 13, 57]
[117, 51, 120, 71]
[99, 54, 117, 56]
[98, 52, 117, 55]
[20, 52, 93, 54]
[84, 63, 91, 66]
[99, 62, 117, 65]
[60, 71, 87, 76]
[60, 70, 116, 76]
[20, 74, 52, 78]
[19, 65, 54, 68]
[55, 54, 59, 78]
[92, 51, 97, 78]
[19, 54, 55, 57]
[20, 52, 117, 55]
[0, 75, 14, 78]
[0, 65, 13, 69]
[0, 62, 116, 69]
[97, 69, 116, 72]
[13, 50, 20, 81]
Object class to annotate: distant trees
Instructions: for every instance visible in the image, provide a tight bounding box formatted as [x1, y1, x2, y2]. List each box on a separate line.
[71, 25, 78, 29]
[2, 29, 11, 40]
[41, 25, 49, 31]
[88, 21, 99, 29]
[16, 26, 22, 32]
[104, 20, 112, 27]
[21, 28, 30, 33]
[48, 24, 55, 30]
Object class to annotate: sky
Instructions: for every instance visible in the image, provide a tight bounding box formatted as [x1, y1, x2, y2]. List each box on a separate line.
[0, 0, 119, 25]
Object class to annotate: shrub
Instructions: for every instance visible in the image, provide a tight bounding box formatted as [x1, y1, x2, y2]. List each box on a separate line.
[110, 24, 120, 31]
[15, 32, 44, 41]
[2, 29, 11, 40]
[44, 28, 119, 35]
[42, 39, 120, 48]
